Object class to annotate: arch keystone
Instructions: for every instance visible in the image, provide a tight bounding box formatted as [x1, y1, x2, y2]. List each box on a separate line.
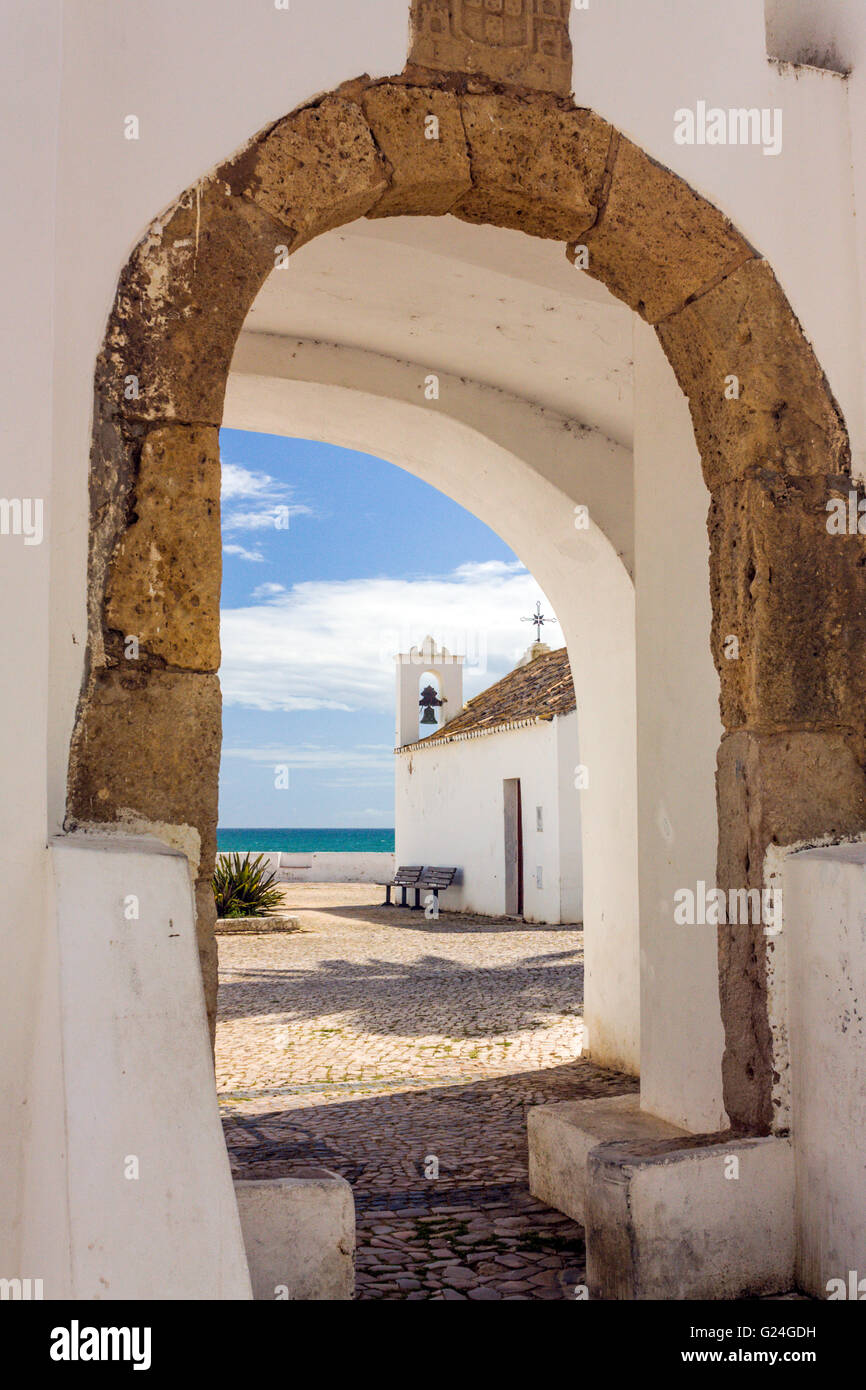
[362, 85, 471, 217]
[454, 94, 612, 241]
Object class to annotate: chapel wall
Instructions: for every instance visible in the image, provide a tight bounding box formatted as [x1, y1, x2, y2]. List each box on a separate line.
[395, 719, 567, 922]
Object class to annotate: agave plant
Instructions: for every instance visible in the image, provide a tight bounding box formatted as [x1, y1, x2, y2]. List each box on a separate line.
[212, 852, 283, 919]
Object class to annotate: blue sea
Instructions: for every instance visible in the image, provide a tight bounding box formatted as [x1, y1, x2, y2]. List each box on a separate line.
[217, 827, 395, 853]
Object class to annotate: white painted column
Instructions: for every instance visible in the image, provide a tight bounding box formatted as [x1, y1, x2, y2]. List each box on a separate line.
[783, 842, 866, 1299]
[39, 835, 252, 1299]
[570, 576, 640, 1075]
[0, 0, 61, 1280]
[633, 320, 727, 1133]
[556, 713, 583, 924]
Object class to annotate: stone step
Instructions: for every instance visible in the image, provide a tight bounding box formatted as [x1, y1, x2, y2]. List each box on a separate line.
[527, 1093, 684, 1224]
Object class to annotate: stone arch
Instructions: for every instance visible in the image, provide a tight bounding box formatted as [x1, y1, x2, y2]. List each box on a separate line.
[66, 70, 866, 1137]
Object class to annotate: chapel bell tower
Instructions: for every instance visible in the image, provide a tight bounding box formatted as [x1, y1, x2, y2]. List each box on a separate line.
[395, 635, 464, 747]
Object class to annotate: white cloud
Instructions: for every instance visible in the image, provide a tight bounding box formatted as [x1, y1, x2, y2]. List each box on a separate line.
[252, 582, 286, 599]
[452, 559, 524, 579]
[220, 461, 284, 501]
[219, 561, 564, 712]
[221, 744, 393, 772]
[220, 460, 313, 532]
[223, 542, 265, 563]
[223, 504, 312, 533]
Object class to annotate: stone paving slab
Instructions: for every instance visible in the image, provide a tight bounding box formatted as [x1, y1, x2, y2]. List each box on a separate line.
[217, 883, 637, 1300]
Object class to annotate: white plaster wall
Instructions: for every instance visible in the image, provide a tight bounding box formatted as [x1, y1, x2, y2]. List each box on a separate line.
[395, 719, 577, 923]
[783, 843, 866, 1299]
[556, 705, 583, 925]
[230, 851, 396, 885]
[246, 216, 635, 450]
[761, 8, 866, 477]
[633, 321, 727, 1133]
[228, 335, 635, 574]
[0, 0, 62, 1280]
[572, 0, 865, 476]
[38, 836, 251, 1299]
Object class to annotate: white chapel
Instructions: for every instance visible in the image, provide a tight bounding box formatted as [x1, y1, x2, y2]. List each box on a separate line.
[393, 636, 582, 924]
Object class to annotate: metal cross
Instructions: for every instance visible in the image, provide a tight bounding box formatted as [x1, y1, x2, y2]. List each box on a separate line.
[521, 601, 556, 641]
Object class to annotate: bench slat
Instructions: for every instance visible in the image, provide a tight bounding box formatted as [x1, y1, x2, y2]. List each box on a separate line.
[418, 867, 458, 887]
[391, 865, 423, 885]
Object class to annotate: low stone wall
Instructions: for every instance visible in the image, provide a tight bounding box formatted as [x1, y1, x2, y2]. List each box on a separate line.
[234, 1170, 355, 1301]
[223, 850, 395, 884]
[215, 915, 300, 934]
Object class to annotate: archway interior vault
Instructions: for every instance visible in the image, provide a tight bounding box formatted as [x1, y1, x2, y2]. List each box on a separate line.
[66, 68, 866, 1138]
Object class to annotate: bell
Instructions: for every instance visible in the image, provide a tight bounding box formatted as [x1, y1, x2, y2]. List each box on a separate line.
[420, 706, 438, 726]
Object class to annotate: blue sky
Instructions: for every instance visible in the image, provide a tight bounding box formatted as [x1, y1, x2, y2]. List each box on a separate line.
[218, 428, 562, 828]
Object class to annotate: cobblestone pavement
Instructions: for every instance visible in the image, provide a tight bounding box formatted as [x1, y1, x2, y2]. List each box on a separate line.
[217, 884, 637, 1300]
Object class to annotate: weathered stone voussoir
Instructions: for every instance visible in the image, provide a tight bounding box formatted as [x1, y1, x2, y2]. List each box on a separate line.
[709, 473, 866, 730]
[98, 180, 283, 427]
[658, 258, 850, 489]
[105, 425, 221, 673]
[453, 95, 612, 242]
[581, 136, 753, 325]
[239, 96, 390, 249]
[67, 667, 221, 844]
[363, 85, 471, 217]
[715, 727, 866, 1133]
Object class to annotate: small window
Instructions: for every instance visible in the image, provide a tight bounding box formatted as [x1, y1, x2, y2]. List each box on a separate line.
[536, 806, 543, 832]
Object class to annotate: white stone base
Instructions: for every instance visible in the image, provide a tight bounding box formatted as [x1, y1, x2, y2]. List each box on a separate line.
[45, 835, 252, 1299]
[528, 1095, 796, 1299]
[528, 1094, 685, 1224]
[587, 1134, 795, 1300]
[234, 1169, 355, 1300]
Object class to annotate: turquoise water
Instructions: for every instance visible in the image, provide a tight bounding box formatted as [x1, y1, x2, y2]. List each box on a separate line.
[217, 827, 395, 854]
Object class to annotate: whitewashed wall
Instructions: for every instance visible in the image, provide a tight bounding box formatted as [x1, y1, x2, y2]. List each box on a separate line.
[395, 715, 580, 924]
[228, 851, 395, 885]
[556, 710, 583, 925]
[633, 322, 726, 1134]
[24, 836, 251, 1298]
[783, 843, 866, 1298]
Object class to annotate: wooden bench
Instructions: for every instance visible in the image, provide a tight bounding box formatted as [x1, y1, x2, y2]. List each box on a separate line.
[381, 865, 423, 907]
[412, 866, 459, 912]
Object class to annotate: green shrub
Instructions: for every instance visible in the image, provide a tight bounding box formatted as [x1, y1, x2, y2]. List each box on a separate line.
[212, 852, 283, 919]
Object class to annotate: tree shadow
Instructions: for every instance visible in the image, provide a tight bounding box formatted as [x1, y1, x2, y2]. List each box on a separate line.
[223, 1057, 636, 1189]
[217, 950, 584, 1035]
[281, 895, 582, 935]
